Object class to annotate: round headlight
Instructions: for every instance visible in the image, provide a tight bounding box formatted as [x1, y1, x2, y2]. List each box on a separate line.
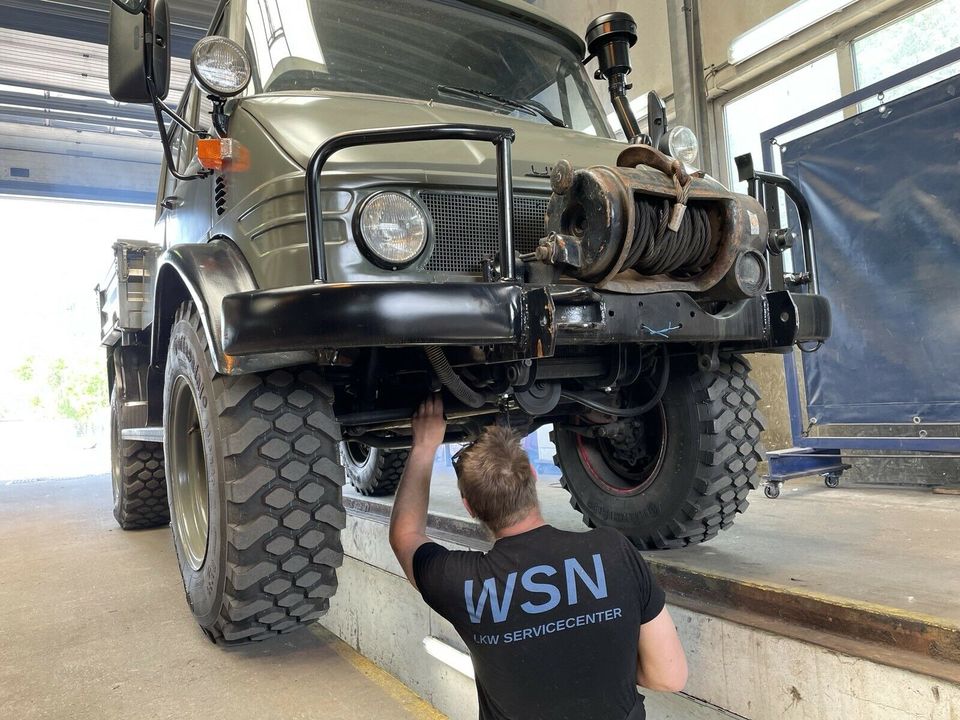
[191, 36, 251, 98]
[667, 125, 700, 169]
[358, 192, 428, 268]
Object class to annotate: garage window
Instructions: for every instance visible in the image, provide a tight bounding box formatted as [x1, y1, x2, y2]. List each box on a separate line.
[853, 0, 960, 110]
[722, 53, 842, 193]
[718, 0, 960, 191]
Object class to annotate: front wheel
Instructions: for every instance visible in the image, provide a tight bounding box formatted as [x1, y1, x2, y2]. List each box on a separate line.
[164, 302, 346, 644]
[552, 354, 765, 550]
[340, 442, 409, 496]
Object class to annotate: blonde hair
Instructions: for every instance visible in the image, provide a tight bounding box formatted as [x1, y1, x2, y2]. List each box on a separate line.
[456, 426, 538, 532]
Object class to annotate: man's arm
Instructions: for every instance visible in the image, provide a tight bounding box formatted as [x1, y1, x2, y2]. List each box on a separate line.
[636, 607, 688, 692]
[389, 393, 446, 587]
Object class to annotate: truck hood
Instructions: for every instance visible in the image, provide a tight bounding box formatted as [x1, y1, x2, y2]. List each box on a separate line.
[239, 92, 626, 189]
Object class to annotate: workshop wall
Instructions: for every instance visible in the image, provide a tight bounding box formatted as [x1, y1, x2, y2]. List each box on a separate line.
[746, 353, 791, 451]
[699, 0, 798, 73]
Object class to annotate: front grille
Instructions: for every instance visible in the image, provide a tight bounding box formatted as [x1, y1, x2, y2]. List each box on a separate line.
[420, 191, 548, 273]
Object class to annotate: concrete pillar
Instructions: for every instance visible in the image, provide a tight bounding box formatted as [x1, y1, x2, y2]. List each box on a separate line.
[666, 0, 715, 174]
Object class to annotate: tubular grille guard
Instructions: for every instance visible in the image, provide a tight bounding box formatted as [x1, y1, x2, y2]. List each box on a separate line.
[305, 123, 517, 283]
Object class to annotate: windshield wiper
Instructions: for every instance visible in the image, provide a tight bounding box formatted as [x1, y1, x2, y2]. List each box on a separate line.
[436, 84, 568, 128]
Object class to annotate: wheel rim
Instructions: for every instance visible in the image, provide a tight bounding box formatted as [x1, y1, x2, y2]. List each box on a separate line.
[575, 404, 668, 497]
[168, 376, 210, 571]
[344, 441, 372, 469]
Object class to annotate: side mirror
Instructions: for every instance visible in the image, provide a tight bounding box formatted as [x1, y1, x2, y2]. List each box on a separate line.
[150, 0, 171, 100]
[108, 0, 170, 103]
[108, 0, 209, 181]
[647, 91, 668, 149]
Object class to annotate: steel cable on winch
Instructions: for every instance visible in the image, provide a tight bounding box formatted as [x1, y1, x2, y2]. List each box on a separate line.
[623, 198, 714, 277]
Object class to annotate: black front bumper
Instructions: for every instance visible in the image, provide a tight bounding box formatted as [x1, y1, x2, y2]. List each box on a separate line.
[220, 282, 831, 359]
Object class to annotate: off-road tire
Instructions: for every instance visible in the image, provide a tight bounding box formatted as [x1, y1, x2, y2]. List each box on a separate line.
[341, 442, 408, 496]
[110, 386, 169, 529]
[552, 354, 765, 550]
[164, 302, 345, 644]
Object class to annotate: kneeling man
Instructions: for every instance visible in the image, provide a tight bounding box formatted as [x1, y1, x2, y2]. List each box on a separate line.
[389, 394, 687, 720]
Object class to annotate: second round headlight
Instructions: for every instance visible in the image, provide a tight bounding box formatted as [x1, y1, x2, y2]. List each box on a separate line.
[191, 36, 251, 98]
[358, 192, 428, 268]
[667, 125, 700, 169]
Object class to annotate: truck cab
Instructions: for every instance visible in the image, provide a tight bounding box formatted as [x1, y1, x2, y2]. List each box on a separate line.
[98, 0, 830, 643]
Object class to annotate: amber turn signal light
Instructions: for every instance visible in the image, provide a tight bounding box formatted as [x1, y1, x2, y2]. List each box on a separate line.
[197, 138, 250, 172]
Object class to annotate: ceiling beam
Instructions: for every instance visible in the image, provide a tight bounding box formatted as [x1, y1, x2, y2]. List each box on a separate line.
[0, 106, 158, 134]
[0, 90, 157, 123]
[0, 120, 161, 163]
[0, 3, 206, 58]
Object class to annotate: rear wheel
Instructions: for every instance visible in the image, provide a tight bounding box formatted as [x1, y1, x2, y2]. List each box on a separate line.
[110, 384, 169, 529]
[552, 354, 764, 550]
[164, 302, 345, 644]
[341, 442, 408, 496]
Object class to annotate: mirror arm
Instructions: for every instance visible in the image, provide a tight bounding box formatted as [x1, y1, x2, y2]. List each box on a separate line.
[155, 95, 210, 139]
[140, 7, 210, 182]
[147, 77, 211, 182]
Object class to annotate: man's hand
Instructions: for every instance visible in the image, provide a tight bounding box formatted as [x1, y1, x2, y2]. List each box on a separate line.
[389, 393, 446, 588]
[411, 393, 446, 454]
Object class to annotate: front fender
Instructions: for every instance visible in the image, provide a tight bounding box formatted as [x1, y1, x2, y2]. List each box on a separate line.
[152, 238, 316, 375]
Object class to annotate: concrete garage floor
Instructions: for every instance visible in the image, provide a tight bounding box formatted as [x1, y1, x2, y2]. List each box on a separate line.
[3, 468, 957, 719]
[352, 468, 960, 625]
[0, 476, 442, 720]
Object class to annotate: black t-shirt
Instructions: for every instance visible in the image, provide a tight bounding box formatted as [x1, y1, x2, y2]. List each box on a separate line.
[413, 525, 665, 720]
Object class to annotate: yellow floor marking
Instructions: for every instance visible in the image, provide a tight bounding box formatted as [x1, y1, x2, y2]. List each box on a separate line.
[319, 628, 449, 720]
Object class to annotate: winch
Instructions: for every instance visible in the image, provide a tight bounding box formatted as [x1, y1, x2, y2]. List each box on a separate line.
[537, 149, 771, 298]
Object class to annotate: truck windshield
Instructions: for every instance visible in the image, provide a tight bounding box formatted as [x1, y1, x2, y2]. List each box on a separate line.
[243, 0, 612, 137]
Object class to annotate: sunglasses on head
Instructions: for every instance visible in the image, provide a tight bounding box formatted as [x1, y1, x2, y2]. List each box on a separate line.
[451, 444, 470, 481]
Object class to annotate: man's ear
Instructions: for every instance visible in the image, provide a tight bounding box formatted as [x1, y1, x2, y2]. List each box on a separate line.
[462, 497, 476, 518]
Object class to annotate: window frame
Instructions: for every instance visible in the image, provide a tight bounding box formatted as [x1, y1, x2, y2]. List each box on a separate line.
[710, 0, 949, 187]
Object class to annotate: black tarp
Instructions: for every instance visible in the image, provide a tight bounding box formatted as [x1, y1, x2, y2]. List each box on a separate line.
[776, 74, 960, 424]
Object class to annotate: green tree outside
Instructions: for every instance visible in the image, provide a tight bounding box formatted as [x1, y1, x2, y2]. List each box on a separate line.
[12, 354, 107, 436]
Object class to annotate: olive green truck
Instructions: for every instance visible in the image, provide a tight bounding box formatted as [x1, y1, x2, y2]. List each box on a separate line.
[96, 0, 830, 643]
